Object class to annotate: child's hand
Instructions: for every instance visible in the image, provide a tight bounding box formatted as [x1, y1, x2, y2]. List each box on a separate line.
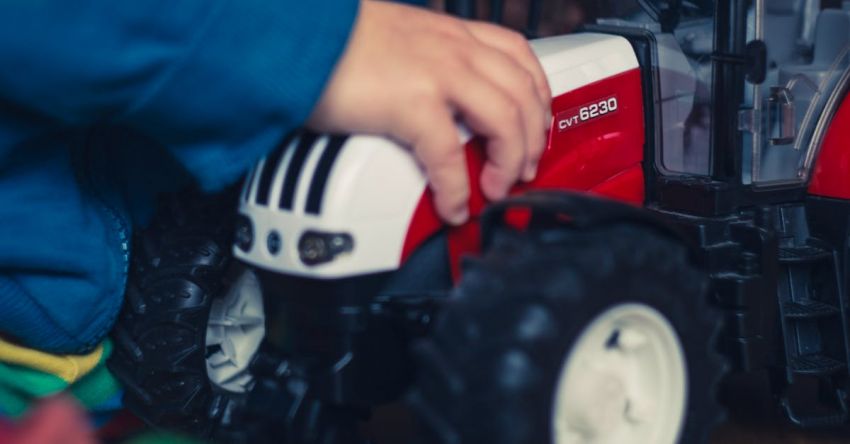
[308, 0, 551, 225]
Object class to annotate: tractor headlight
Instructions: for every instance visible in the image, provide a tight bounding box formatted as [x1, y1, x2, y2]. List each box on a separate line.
[298, 231, 354, 266]
[235, 215, 254, 252]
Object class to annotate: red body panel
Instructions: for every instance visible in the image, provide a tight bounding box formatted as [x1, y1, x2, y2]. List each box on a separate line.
[809, 92, 850, 199]
[402, 69, 646, 278]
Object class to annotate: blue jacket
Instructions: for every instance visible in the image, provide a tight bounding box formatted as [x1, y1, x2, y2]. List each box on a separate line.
[0, 0, 363, 354]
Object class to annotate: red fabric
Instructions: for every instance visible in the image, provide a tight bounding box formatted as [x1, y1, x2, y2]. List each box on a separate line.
[2, 397, 96, 444]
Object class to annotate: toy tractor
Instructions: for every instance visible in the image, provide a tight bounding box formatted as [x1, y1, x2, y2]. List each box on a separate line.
[108, 0, 850, 443]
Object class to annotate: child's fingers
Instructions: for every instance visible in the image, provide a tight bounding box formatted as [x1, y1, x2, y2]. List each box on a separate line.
[464, 22, 550, 181]
[465, 43, 547, 181]
[394, 101, 470, 225]
[445, 67, 527, 201]
[465, 22, 552, 109]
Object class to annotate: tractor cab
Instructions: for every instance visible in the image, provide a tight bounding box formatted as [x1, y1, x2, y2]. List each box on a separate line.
[571, 0, 850, 214]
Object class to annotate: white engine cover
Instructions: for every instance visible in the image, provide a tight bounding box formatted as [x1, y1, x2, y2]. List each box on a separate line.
[235, 133, 429, 278]
[235, 33, 639, 279]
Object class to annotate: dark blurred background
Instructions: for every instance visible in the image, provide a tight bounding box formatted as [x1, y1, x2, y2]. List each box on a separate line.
[430, 0, 847, 37]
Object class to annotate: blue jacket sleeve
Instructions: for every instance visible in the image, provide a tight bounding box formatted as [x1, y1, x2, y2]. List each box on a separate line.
[0, 0, 359, 191]
[0, 0, 359, 354]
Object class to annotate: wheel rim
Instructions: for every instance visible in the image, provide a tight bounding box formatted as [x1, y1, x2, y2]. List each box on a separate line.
[205, 269, 266, 393]
[552, 303, 687, 444]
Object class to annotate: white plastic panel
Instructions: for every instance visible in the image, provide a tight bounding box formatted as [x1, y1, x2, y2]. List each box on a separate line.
[532, 33, 639, 97]
[235, 134, 428, 278]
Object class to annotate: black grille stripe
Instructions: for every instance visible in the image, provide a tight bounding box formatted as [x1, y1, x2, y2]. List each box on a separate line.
[255, 132, 297, 206]
[279, 131, 319, 210]
[305, 135, 348, 215]
[241, 164, 260, 203]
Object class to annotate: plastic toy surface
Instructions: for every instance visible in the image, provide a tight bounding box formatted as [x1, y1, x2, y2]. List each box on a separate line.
[108, 1, 850, 443]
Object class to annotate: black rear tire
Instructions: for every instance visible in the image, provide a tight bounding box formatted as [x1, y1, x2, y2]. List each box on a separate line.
[407, 223, 725, 444]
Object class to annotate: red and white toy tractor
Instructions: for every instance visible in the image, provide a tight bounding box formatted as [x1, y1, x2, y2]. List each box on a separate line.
[109, 1, 850, 443]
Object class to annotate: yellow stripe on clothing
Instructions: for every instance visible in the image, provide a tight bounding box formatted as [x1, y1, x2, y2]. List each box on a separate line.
[0, 338, 103, 384]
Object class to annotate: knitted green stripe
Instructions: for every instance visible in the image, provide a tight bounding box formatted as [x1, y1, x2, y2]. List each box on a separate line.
[69, 361, 121, 409]
[0, 366, 68, 417]
[0, 362, 67, 398]
[0, 340, 119, 416]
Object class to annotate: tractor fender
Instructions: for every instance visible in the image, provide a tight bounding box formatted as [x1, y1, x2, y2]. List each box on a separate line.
[809, 67, 850, 199]
[480, 190, 698, 260]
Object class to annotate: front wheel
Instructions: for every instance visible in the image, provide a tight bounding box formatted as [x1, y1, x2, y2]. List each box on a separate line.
[108, 191, 266, 441]
[407, 223, 725, 444]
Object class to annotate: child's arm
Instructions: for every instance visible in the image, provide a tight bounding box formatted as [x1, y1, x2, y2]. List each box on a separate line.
[0, 0, 359, 190]
[0, 0, 548, 224]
